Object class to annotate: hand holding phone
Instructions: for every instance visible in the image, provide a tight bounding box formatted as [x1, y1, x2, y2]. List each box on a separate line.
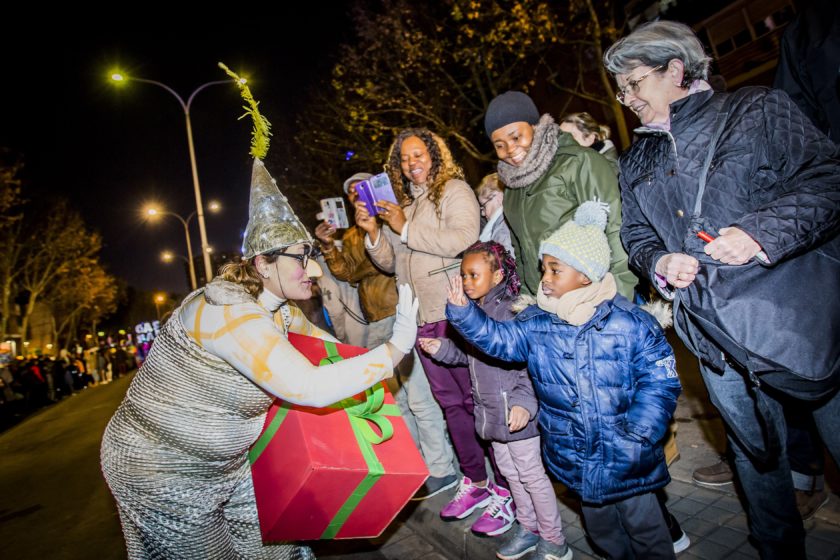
[319, 198, 349, 229]
[355, 173, 399, 216]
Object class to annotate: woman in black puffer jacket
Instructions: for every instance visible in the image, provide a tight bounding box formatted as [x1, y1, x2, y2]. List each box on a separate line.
[605, 20, 840, 560]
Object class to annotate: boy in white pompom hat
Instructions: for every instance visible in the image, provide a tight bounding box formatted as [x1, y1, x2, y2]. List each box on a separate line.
[446, 201, 682, 560]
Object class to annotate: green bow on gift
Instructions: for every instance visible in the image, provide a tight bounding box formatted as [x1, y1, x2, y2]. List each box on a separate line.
[250, 339, 401, 539]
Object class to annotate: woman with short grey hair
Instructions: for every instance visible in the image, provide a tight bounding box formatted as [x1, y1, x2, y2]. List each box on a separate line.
[605, 19, 840, 560]
[603, 20, 711, 84]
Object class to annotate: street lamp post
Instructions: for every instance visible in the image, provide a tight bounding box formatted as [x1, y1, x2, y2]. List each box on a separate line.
[111, 73, 239, 283]
[146, 202, 220, 291]
[147, 208, 197, 290]
[153, 294, 166, 321]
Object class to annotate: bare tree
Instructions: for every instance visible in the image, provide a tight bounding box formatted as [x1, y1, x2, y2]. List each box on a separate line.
[45, 258, 119, 349]
[17, 201, 102, 343]
[0, 153, 25, 340]
[289, 0, 635, 199]
[291, 0, 548, 190]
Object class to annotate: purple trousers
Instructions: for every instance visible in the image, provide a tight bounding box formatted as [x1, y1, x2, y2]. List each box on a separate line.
[416, 320, 502, 484]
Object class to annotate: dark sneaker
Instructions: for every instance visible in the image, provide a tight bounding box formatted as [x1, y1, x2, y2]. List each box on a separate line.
[692, 458, 734, 487]
[796, 488, 829, 521]
[496, 524, 540, 560]
[533, 538, 573, 560]
[666, 512, 691, 554]
[411, 474, 458, 501]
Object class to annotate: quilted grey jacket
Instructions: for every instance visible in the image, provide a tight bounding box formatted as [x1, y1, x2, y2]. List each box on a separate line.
[619, 87, 840, 370]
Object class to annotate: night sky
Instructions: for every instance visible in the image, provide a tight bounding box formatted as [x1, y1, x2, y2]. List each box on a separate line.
[1, 10, 352, 294]
[2, 1, 741, 299]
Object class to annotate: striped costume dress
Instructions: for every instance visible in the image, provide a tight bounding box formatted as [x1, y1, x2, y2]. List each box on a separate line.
[101, 280, 393, 559]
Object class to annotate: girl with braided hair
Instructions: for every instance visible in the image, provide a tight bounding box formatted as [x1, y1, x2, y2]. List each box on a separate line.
[420, 241, 567, 558]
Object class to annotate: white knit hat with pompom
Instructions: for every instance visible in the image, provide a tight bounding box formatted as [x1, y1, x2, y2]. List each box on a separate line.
[538, 200, 611, 281]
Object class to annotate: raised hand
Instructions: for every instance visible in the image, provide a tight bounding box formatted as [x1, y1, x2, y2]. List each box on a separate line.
[447, 275, 468, 306]
[314, 222, 336, 249]
[376, 200, 407, 235]
[389, 284, 420, 353]
[354, 200, 380, 238]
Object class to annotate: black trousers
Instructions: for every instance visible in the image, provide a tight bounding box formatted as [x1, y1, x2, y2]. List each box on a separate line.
[582, 491, 675, 560]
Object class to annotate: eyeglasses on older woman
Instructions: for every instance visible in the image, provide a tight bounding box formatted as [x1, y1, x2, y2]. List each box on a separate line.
[615, 65, 663, 105]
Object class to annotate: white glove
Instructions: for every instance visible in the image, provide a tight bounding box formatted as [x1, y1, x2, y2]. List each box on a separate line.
[389, 284, 420, 353]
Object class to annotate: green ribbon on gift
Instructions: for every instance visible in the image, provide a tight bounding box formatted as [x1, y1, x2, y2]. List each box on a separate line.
[249, 339, 401, 539]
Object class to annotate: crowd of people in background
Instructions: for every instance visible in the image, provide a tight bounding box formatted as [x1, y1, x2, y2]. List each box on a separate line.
[0, 344, 138, 430]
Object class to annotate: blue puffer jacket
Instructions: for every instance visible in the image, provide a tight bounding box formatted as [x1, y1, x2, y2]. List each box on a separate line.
[446, 295, 681, 504]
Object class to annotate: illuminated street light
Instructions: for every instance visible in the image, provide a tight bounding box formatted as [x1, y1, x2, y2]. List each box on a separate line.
[143, 204, 197, 290]
[143, 202, 220, 290]
[111, 70, 239, 283]
[153, 293, 166, 321]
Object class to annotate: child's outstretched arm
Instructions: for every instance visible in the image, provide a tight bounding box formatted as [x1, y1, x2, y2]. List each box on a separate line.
[445, 277, 530, 363]
[418, 337, 468, 367]
[623, 317, 682, 445]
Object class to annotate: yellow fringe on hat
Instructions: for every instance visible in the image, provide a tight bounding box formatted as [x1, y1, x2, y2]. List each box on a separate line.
[218, 62, 271, 160]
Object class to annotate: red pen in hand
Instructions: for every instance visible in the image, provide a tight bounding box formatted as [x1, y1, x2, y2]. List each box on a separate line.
[697, 231, 769, 264]
[697, 231, 715, 244]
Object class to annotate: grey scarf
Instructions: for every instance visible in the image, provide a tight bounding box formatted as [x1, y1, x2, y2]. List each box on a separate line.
[497, 114, 561, 189]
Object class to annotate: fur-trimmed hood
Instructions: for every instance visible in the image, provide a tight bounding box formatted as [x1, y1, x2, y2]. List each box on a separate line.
[510, 291, 672, 329]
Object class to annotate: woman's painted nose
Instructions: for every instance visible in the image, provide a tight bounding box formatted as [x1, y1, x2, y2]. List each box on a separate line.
[305, 259, 323, 279]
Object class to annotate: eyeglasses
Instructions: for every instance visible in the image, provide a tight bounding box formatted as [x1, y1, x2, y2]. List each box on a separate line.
[615, 65, 663, 105]
[274, 246, 321, 269]
[478, 193, 498, 211]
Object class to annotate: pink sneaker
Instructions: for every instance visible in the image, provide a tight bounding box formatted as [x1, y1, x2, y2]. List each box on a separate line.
[440, 477, 493, 520]
[471, 483, 515, 536]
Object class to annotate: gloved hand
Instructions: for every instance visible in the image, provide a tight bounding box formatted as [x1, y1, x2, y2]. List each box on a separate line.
[389, 284, 420, 353]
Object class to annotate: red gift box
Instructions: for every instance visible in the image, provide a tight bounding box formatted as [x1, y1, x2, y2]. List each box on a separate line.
[249, 333, 429, 541]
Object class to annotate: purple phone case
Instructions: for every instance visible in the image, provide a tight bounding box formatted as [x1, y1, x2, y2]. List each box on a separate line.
[356, 173, 398, 216]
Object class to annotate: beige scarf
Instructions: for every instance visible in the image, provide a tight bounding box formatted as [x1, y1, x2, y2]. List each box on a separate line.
[537, 273, 618, 326]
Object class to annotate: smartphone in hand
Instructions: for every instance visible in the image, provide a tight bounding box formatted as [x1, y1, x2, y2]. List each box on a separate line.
[355, 173, 398, 216]
[319, 198, 349, 229]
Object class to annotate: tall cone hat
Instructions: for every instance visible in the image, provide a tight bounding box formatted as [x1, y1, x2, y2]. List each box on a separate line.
[241, 158, 312, 259]
[219, 62, 312, 259]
